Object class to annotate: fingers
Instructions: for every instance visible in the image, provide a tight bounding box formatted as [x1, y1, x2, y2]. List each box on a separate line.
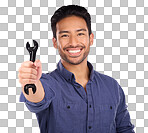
[19, 67, 37, 76]
[18, 73, 37, 80]
[18, 61, 40, 86]
[18, 70, 37, 85]
[19, 78, 37, 86]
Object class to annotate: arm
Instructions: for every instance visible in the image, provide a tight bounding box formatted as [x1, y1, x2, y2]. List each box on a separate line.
[18, 60, 55, 113]
[115, 85, 135, 133]
[18, 60, 44, 103]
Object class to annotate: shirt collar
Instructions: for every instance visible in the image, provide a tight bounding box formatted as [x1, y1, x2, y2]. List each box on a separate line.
[57, 60, 94, 82]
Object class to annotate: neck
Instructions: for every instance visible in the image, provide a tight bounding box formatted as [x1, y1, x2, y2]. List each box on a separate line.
[61, 59, 90, 81]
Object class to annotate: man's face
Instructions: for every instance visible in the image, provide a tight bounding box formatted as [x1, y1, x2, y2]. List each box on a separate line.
[53, 16, 94, 65]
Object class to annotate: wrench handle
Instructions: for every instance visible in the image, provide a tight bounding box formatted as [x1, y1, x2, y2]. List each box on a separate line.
[29, 51, 37, 62]
[24, 52, 36, 95]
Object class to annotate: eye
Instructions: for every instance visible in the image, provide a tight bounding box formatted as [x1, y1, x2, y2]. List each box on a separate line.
[78, 33, 85, 36]
[61, 34, 69, 38]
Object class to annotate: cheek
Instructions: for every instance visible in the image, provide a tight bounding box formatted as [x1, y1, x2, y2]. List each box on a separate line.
[79, 38, 89, 47]
[58, 38, 70, 50]
[57, 41, 65, 50]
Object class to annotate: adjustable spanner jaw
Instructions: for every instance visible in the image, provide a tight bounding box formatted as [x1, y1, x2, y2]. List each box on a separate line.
[24, 40, 38, 95]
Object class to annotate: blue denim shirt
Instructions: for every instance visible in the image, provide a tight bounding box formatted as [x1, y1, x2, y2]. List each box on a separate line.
[20, 60, 135, 133]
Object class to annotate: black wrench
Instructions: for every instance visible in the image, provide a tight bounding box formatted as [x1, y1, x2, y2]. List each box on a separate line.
[24, 40, 38, 95]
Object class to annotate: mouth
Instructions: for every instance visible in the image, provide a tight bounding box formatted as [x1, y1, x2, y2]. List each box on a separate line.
[65, 48, 83, 57]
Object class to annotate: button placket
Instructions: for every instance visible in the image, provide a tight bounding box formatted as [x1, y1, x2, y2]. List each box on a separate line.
[87, 84, 94, 132]
[73, 83, 87, 102]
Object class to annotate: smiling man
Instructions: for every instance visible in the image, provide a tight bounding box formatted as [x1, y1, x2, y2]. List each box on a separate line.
[18, 5, 135, 133]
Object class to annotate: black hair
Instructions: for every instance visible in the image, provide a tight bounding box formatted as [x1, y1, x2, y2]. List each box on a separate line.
[51, 5, 92, 39]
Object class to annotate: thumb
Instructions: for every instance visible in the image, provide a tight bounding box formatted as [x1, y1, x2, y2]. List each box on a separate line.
[34, 59, 42, 68]
[34, 60, 42, 80]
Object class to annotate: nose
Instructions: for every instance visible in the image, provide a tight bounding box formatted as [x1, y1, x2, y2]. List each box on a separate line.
[69, 35, 78, 47]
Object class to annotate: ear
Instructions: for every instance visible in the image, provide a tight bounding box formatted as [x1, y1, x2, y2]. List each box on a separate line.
[89, 33, 94, 46]
[52, 37, 58, 49]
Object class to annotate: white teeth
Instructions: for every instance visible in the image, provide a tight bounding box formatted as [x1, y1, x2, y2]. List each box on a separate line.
[68, 49, 81, 53]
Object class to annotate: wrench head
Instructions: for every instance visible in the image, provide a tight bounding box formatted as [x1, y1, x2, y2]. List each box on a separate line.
[26, 42, 31, 52]
[33, 40, 38, 51]
[26, 40, 38, 52]
[24, 84, 37, 95]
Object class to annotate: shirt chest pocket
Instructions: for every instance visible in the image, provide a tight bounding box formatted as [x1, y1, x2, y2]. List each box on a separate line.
[56, 101, 87, 133]
[95, 104, 116, 128]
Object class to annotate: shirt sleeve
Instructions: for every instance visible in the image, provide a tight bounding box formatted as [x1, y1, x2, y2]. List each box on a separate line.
[19, 73, 56, 114]
[115, 83, 135, 133]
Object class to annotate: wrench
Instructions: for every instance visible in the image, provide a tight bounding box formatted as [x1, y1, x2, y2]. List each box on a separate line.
[24, 40, 38, 95]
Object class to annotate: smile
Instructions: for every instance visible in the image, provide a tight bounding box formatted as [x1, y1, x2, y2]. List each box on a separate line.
[66, 48, 83, 57]
[68, 49, 81, 53]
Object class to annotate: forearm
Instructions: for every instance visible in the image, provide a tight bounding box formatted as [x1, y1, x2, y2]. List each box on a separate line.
[22, 80, 45, 103]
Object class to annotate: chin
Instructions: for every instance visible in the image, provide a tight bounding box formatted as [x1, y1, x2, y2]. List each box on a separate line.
[63, 57, 87, 65]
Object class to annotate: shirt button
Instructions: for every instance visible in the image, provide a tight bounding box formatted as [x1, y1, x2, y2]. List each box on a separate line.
[88, 126, 92, 129]
[89, 105, 92, 108]
[67, 105, 70, 109]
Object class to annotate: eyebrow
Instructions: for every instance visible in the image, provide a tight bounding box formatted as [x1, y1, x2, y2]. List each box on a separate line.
[76, 28, 87, 32]
[59, 31, 69, 34]
[58, 28, 87, 34]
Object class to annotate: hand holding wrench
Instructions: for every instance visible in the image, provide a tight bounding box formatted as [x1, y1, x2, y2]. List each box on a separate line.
[24, 40, 38, 95]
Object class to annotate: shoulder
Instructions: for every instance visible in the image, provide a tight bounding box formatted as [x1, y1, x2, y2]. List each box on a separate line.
[94, 70, 121, 93]
[94, 70, 118, 84]
[94, 71, 123, 103]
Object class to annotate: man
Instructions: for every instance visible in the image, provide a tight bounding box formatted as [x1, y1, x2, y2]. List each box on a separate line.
[18, 5, 135, 133]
